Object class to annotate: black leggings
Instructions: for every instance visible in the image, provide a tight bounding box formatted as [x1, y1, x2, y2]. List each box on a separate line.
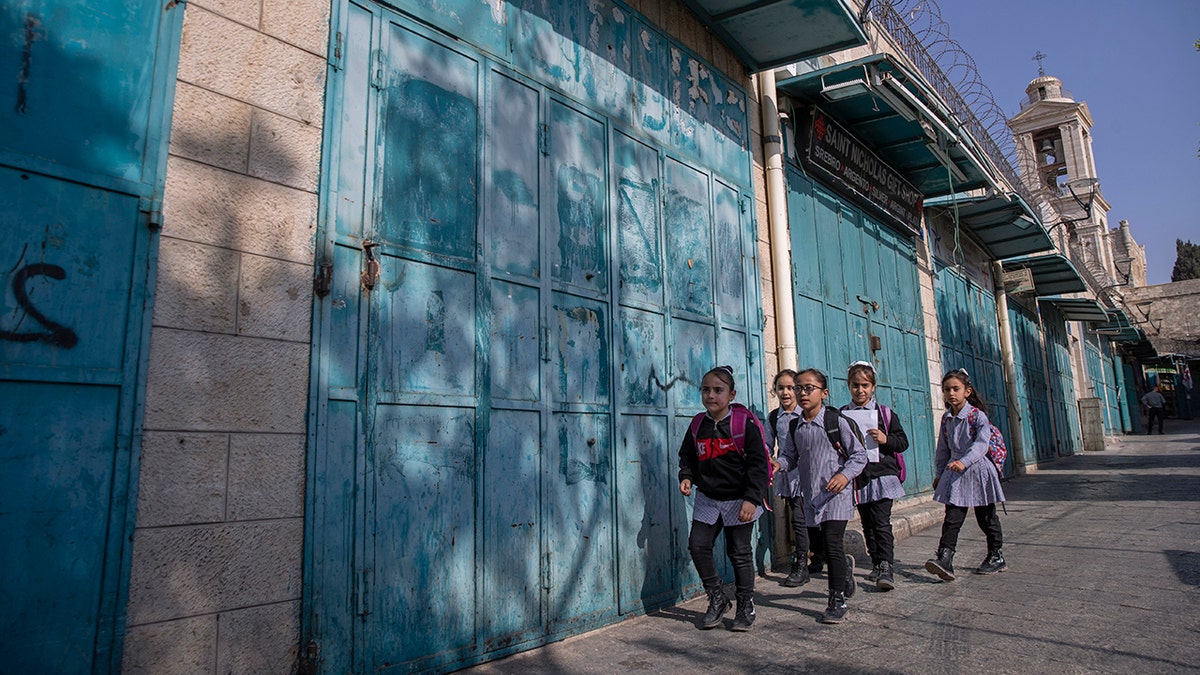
[857, 498, 894, 565]
[938, 503, 1003, 553]
[688, 519, 755, 598]
[807, 520, 849, 592]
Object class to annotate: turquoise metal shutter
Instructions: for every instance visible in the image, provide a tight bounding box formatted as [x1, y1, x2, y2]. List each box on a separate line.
[0, 2, 181, 671]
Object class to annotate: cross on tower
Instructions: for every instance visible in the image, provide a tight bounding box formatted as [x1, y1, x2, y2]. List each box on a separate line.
[1033, 51, 1048, 77]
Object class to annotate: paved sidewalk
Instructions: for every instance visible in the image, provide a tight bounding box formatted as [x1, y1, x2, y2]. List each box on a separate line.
[462, 419, 1200, 674]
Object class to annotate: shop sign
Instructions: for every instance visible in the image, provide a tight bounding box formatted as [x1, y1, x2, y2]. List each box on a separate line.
[802, 107, 923, 234]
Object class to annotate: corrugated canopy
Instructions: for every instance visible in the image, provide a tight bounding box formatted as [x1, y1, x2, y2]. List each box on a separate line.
[778, 54, 999, 198]
[681, 0, 867, 72]
[925, 194, 1054, 260]
[1001, 253, 1086, 296]
[1092, 309, 1146, 342]
[1038, 297, 1110, 323]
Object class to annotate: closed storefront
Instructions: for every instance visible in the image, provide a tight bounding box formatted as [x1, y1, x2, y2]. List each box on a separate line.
[305, 2, 763, 670]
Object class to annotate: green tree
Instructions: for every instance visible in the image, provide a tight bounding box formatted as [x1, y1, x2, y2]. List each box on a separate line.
[1172, 239, 1200, 282]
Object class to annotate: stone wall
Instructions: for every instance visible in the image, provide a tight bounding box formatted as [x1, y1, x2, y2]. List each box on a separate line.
[123, 0, 327, 671]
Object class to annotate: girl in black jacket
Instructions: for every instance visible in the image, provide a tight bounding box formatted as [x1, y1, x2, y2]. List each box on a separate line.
[841, 361, 908, 590]
[678, 366, 770, 632]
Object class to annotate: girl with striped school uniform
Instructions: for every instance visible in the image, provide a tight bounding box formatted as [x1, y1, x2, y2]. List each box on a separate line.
[774, 368, 866, 624]
[925, 368, 1008, 580]
[842, 361, 908, 591]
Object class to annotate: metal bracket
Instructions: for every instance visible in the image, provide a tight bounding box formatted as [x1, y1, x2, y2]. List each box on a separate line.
[361, 240, 380, 291]
[313, 259, 333, 297]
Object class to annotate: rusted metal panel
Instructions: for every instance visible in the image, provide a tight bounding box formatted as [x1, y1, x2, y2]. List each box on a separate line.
[486, 70, 540, 280]
[664, 159, 713, 319]
[481, 408, 543, 645]
[370, 404, 476, 664]
[379, 21, 478, 262]
[614, 132, 663, 308]
[618, 307, 667, 408]
[549, 100, 608, 294]
[615, 414, 673, 614]
[546, 412, 614, 629]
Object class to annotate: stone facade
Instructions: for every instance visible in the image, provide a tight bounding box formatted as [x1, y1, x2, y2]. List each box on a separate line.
[123, 0, 327, 670]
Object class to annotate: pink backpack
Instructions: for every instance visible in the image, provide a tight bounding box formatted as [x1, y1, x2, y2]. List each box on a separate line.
[689, 403, 775, 487]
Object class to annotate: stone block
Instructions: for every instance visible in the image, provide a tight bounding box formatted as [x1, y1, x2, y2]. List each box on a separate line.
[163, 156, 317, 264]
[126, 519, 303, 625]
[192, 0, 262, 29]
[228, 433, 305, 521]
[123, 614, 217, 674]
[262, 0, 331, 56]
[217, 601, 301, 674]
[179, 6, 325, 125]
[143, 328, 310, 433]
[153, 238, 240, 334]
[137, 432, 229, 527]
[169, 82, 251, 173]
[237, 254, 314, 342]
[248, 108, 323, 192]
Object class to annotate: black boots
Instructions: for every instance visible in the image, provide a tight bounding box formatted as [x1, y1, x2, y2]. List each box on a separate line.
[731, 593, 756, 631]
[875, 560, 895, 591]
[699, 585, 731, 629]
[976, 549, 1007, 575]
[783, 551, 810, 587]
[925, 547, 955, 581]
[807, 553, 825, 574]
[821, 591, 848, 624]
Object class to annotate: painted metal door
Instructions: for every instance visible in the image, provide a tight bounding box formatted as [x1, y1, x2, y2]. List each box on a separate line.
[932, 262, 1013, 476]
[784, 169, 934, 492]
[306, 3, 763, 671]
[1007, 300, 1056, 462]
[0, 2, 180, 672]
[1042, 304, 1082, 455]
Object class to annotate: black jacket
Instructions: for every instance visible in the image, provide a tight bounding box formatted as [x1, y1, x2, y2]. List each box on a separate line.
[678, 413, 770, 506]
[848, 405, 909, 482]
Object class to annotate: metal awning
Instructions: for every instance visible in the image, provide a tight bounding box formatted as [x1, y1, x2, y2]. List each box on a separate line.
[1039, 297, 1110, 323]
[1092, 309, 1145, 342]
[777, 54, 998, 198]
[1000, 253, 1086, 295]
[681, 0, 867, 72]
[924, 194, 1054, 260]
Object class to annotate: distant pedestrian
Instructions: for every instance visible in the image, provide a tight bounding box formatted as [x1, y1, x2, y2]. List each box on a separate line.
[926, 368, 1008, 581]
[764, 369, 814, 588]
[678, 366, 770, 632]
[1142, 386, 1167, 435]
[773, 368, 866, 624]
[841, 361, 908, 591]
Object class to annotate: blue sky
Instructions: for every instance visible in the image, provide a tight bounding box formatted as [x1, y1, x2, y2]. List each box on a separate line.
[932, 0, 1199, 285]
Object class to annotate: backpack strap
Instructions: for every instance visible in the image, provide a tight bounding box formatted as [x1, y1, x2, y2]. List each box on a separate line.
[688, 412, 705, 451]
[768, 408, 779, 435]
[877, 403, 890, 432]
[823, 407, 848, 460]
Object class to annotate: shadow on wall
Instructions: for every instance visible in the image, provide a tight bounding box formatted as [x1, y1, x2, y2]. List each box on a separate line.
[120, 6, 318, 672]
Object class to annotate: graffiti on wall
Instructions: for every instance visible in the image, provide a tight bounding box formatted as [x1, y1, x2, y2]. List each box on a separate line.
[2, 261, 78, 348]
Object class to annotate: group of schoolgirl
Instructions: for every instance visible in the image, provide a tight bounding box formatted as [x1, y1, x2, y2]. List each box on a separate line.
[678, 363, 1008, 630]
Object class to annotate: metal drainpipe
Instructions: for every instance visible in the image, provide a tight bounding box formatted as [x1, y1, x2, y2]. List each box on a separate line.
[759, 68, 797, 371]
[759, 69, 797, 570]
[991, 261, 1027, 475]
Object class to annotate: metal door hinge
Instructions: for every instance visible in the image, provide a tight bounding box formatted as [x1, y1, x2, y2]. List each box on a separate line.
[538, 124, 549, 156]
[329, 31, 343, 70]
[370, 49, 384, 89]
[314, 259, 333, 297]
[298, 640, 320, 675]
[139, 196, 163, 230]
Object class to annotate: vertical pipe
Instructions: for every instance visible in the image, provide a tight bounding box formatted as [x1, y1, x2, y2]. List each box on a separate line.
[759, 69, 797, 371]
[758, 69, 796, 569]
[992, 261, 1027, 475]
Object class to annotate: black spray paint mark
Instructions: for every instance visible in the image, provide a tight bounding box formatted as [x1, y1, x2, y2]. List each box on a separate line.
[1, 263, 78, 348]
[16, 14, 42, 115]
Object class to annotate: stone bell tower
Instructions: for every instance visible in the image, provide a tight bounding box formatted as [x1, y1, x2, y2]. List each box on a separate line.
[1009, 73, 1115, 287]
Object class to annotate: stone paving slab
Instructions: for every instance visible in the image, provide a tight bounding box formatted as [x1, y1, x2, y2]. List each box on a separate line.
[461, 420, 1200, 674]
